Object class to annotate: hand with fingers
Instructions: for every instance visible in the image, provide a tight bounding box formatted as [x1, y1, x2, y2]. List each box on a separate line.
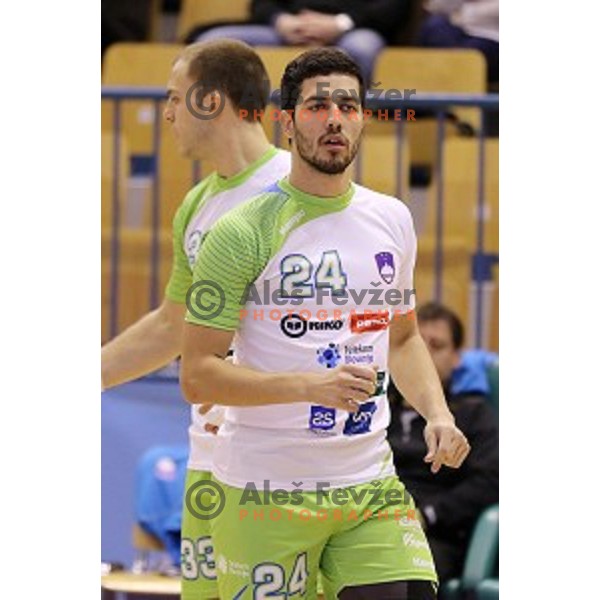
[304, 364, 379, 412]
[423, 419, 471, 473]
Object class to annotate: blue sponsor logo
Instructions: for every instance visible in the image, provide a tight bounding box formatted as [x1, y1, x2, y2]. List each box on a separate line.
[309, 406, 336, 431]
[343, 401, 377, 435]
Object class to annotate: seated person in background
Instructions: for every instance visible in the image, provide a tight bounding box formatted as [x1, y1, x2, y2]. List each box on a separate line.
[387, 301, 499, 582]
[418, 0, 499, 84]
[194, 0, 410, 84]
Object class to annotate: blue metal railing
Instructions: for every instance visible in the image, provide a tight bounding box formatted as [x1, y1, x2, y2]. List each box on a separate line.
[101, 88, 499, 346]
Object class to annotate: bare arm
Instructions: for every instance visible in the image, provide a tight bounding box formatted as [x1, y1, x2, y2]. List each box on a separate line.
[180, 322, 377, 410]
[389, 312, 470, 472]
[101, 298, 186, 389]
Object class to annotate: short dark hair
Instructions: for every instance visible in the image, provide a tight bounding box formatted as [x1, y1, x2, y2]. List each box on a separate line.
[178, 40, 269, 122]
[417, 302, 465, 349]
[280, 47, 365, 112]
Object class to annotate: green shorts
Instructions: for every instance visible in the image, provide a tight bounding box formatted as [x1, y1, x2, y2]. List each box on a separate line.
[209, 475, 437, 599]
[180, 469, 219, 600]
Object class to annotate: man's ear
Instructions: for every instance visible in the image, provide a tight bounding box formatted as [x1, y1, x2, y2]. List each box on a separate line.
[197, 89, 223, 117]
[281, 108, 295, 143]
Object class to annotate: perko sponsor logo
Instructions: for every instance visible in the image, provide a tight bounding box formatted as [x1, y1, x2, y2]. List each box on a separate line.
[350, 311, 390, 334]
[280, 313, 344, 339]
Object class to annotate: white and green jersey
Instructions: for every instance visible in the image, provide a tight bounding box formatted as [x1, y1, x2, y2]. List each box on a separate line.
[186, 177, 417, 490]
[165, 146, 291, 471]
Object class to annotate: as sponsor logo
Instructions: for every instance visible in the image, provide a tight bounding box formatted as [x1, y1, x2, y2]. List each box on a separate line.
[350, 311, 390, 334]
[310, 406, 336, 432]
[281, 313, 344, 339]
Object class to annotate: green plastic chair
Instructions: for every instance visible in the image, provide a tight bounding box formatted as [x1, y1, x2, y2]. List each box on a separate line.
[440, 505, 499, 599]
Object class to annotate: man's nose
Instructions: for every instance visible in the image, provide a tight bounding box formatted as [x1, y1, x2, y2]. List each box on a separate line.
[326, 114, 342, 132]
[326, 105, 342, 128]
[163, 105, 174, 123]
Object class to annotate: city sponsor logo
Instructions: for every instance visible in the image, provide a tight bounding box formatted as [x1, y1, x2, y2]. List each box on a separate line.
[281, 313, 344, 339]
[350, 311, 390, 333]
[343, 342, 374, 365]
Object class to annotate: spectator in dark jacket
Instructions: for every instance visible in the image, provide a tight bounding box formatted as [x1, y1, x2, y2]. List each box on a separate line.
[194, 0, 409, 83]
[418, 0, 499, 83]
[388, 301, 499, 581]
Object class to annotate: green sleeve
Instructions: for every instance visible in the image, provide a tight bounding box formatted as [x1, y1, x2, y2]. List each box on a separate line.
[164, 178, 213, 304]
[164, 201, 192, 304]
[185, 215, 260, 330]
[185, 192, 289, 330]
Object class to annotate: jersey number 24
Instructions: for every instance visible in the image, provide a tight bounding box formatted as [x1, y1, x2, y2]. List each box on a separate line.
[280, 250, 347, 298]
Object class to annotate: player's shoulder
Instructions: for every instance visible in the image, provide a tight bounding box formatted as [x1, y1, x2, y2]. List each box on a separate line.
[211, 183, 290, 237]
[244, 147, 291, 187]
[271, 148, 292, 170]
[178, 172, 218, 214]
[172, 172, 217, 229]
[352, 183, 413, 223]
[183, 172, 216, 204]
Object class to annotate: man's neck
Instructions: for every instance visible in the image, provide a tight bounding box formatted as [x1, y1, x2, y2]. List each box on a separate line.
[288, 157, 353, 197]
[206, 121, 272, 179]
